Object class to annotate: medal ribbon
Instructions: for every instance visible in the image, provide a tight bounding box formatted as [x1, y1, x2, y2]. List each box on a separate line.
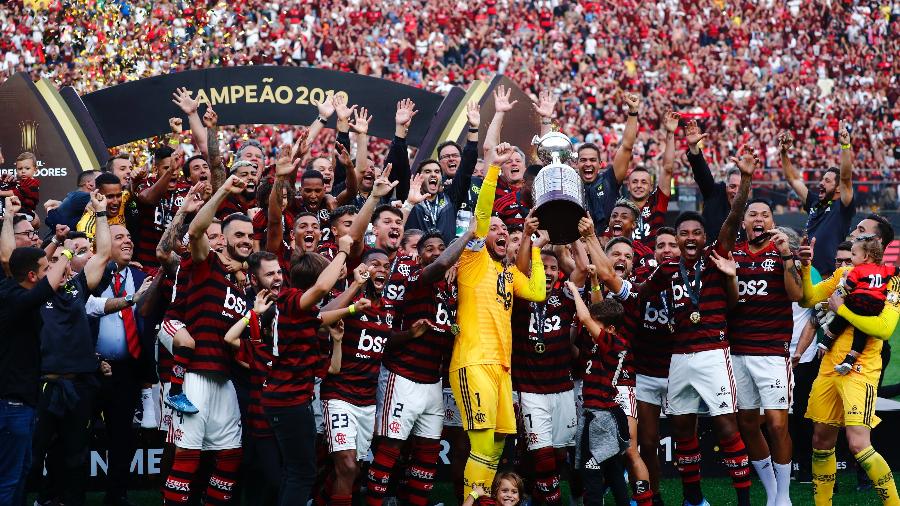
[677, 258, 703, 311]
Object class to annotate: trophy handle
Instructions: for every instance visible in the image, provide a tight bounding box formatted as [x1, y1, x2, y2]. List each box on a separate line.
[531, 134, 542, 146]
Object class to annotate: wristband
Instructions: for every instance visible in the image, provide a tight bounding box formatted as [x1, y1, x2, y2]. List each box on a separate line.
[317, 116, 328, 125]
[841, 143, 852, 150]
[60, 249, 74, 260]
[95, 211, 108, 218]
[540, 119, 552, 125]
[628, 111, 639, 117]
[469, 490, 481, 500]
[348, 304, 356, 315]
[468, 127, 479, 133]
[591, 285, 601, 293]
[242, 316, 250, 325]
[51, 236, 62, 246]
[782, 254, 794, 262]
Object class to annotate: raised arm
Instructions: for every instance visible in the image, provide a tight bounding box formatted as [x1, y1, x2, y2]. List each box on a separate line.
[513, 246, 546, 302]
[837, 124, 854, 206]
[611, 92, 640, 183]
[172, 87, 206, 156]
[420, 229, 474, 284]
[710, 250, 739, 309]
[347, 164, 399, 259]
[266, 133, 307, 253]
[0, 196, 17, 273]
[298, 235, 353, 310]
[659, 111, 679, 197]
[715, 147, 755, 254]
[189, 175, 245, 262]
[334, 108, 370, 205]
[771, 228, 803, 301]
[483, 85, 517, 155]
[157, 182, 206, 275]
[778, 131, 808, 203]
[446, 103, 481, 207]
[203, 108, 226, 192]
[567, 280, 602, 339]
[684, 120, 716, 198]
[385, 99, 416, 200]
[83, 191, 111, 291]
[533, 88, 558, 137]
[473, 143, 513, 238]
[578, 217, 624, 295]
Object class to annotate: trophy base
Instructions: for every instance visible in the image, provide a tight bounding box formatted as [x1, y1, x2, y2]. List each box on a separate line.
[533, 196, 587, 245]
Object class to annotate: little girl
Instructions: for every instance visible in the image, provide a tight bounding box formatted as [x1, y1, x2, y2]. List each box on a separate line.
[820, 235, 900, 374]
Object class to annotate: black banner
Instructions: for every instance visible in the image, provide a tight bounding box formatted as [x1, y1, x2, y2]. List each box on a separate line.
[79, 66, 452, 148]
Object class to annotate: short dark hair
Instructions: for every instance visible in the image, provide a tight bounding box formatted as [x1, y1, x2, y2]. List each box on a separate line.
[67, 231, 89, 241]
[9, 247, 45, 282]
[656, 226, 676, 240]
[415, 159, 441, 174]
[154, 146, 174, 166]
[416, 231, 444, 253]
[401, 228, 424, 249]
[605, 236, 634, 253]
[865, 213, 894, 248]
[248, 250, 279, 277]
[301, 169, 325, 183]
[577, 143, 601, 156]
[362, 248, 390, 263]
[77, 170, 97, 186]
[744, 197, 774, 213]
[183, 154, 206, 179]
[12, 215, 29, 227]
[437, 141, 461, 157]
[104, 154, 130, 173]
[94, 172, 122, 189]
[290, 251, 329, 289]
[675, 211, 706, 231]
[222, 213, 252, 232]
[629, 166, 652, 177]
[837, 240, 853, 253]
[725, 167, 741, 180]
[329, 205, 358, 227]
[589, 299, 624, 328]
[613, 198, 640, 220]
[540, 249, 559, 263]
[372, 204, 403, 224]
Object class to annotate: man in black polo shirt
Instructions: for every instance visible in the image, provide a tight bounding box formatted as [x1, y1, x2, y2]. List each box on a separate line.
[31, 190, 112, 506]
[684, 120, 744, 240]
[0, 197, 72, 506]
[780, 127, 856, 276]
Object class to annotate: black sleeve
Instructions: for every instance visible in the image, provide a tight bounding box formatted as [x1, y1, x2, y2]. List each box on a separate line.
[11, 277, 56, 312]
[447, 139, 479, 208]
[686, 151, 716, 199]
[331, 130, 351, 195]
[385, 136, 410, 201]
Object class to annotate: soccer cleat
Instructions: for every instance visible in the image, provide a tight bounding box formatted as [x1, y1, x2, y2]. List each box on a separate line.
[683, 499, 710, 506]
[165, 392, 199, 414]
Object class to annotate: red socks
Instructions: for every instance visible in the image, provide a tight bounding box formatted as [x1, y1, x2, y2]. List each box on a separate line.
[404, 439, 441, 506]
[366, 441, 402, 505]
[162, 449, 200, 505]
[205, 448, 242, 505]
[674, 436, 703, 505]
[532, 446, 562, 504]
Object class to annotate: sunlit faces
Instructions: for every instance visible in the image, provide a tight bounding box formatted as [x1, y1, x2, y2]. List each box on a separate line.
[360, 157, 378, 192]
[419, 162, 442, 195]
[834, 248, 852, 269]
[108, 158, 133, 186]
[330, 212, 356, 240]
[654, 233, 679, 264]
[743, 201, 774, 242]
[850, 218, 881, 243]
[677, 219, 707, 261]
[576, 146, 601, 183]
[495, 478, 521, 506]
[817, 171, 838, 202]
[253, 257, 284, 292]
[607, 241, 634, 278]
[725, 172, 742, 205]
[365, 251, 390, 291]
[627, 169, 652, 201]
[98, 182, 124, 216]
[501, 150, 525, 185]
[238, 144, 265, 171]
[418, 236, 446, 266]
[438, 144, 461, 178]
[292, 214, 322, 253]
[12, 220, 39, 248]
[109, 225, 134, 264]
[541, 252, 559, 291]
[608, 206, 637, 238]
[505, 229, 523, 265]
[373, 208, 403, 253]
[15, 157, 36, 179]
[486, 216, 510, 261]
[224, 219, 254, 261]
[311, 157, 334, 191]
[206, 222, 226, 253]
[301, 175, 326, 209]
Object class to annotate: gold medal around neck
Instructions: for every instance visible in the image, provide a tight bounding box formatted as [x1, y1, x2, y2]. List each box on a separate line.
[690, 311, 701, 324]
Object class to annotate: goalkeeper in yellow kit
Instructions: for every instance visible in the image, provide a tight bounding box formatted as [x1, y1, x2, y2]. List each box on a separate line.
[449, 142, 546, 497]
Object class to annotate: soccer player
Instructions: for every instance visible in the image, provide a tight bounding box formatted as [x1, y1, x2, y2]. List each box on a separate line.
[449, 142, 546, 496]
[366, 227, 473, 505]
[730, 200, 803, 506]
[162, 175, 252, 505]
[511, 235, 576, 505]
[639, 147, 757, 506]
[798, 234, 900, 505]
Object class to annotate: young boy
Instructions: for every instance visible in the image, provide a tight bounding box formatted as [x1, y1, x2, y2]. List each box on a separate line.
[0, 151, 40, 221]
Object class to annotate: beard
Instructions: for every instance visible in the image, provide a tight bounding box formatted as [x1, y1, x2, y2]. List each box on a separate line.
[227, 242, 250, 262]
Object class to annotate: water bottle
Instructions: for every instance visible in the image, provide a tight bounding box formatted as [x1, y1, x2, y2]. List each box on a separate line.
[364, 223, 376, 248]
[455, 208, 472, 238]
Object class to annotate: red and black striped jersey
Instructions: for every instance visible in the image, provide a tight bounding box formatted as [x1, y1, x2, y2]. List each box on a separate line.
[182, 254, 249, 375]
[640, 245, 729, 353]
[163, 257, 194, 323]
[384, 268, 456, 384]
[133, 181, 192, 267]
[262, 288, 322, 407]
[512, 283, 576, 394]
[730, 241, 794, 356]
[492, 190, 529, 229]
[611, 291, 637, 387]
[320, 296, 392, 406]
[630, 240, 657, 284]
[632, 188, 669, 244]
[353, 251, 418, 307]
[630, 288, 673, 378]
[216, 194, 256, 220]
[580, 329, 626, 410]
[236, 314, 274, 438]
[846, 264, 900, 301]
[12, 176, 39, 215]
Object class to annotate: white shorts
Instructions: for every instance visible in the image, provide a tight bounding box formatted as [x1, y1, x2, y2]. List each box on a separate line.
[313, 378, 324, 435]
[667, 348, 737, 417]
[615, 385, 637, 419]
[635, 374, 669, 409]
[323, 398, 375, 457]
[159, 381, 175, 438]
[170, 372, 242, 451]
[376, 367, 444, 440]
[157, 319, 186, 355]
[443, 387, 463, 428]
[732, 355, 793, 411]
[519, 390, 577, 450]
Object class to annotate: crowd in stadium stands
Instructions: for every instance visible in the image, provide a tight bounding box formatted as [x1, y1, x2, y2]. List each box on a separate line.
[1, 1, 899, 210]
[1, 2, 900, 506]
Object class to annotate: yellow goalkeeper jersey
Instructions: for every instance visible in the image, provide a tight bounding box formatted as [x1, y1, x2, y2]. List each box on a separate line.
[450, 164, 545, 372]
